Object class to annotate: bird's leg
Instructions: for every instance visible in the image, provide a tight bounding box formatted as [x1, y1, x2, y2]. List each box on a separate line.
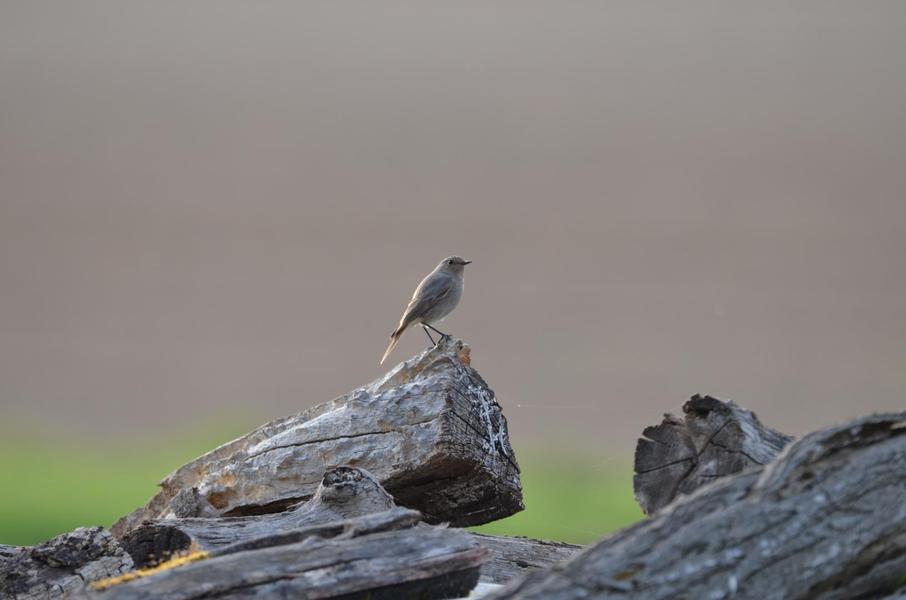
[421, 324, 437, 346]
[423, 323, 451, 342]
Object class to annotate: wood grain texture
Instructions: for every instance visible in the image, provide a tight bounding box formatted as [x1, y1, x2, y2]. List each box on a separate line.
[121, 466, 397, 567]
[84, 510, 489, 600]
[121, 465, 578, 585]
[492, 412, 906, 600]
[0, 527, 133, 600]
[113, 337, 522, 536]
[634, 394, 792, 514]
[469, 534, 581, 584]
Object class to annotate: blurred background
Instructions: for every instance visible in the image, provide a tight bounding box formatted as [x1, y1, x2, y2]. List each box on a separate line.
[2, 1, 905, 545]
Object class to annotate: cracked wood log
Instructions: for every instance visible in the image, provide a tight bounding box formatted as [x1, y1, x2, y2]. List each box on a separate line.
[121, 465, 579, 584]
[489, 411, 906, 600]
[0, 527, 133, 600]
[112, 337, 521, 537]
[634, 394, 793, 514]
[82, 508, 490, 600]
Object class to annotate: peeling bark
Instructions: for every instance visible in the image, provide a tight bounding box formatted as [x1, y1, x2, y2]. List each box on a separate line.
[0, 527, 133, 600]
[113, 337, 521, 536]
[634, 394, 792, 514]
[491, 412, 906, 600]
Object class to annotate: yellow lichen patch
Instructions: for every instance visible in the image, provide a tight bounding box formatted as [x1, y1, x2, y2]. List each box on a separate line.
[89, 550, 210, 591]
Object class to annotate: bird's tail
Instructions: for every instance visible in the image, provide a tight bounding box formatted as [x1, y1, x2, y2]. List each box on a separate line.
[380, 326, 405, 365]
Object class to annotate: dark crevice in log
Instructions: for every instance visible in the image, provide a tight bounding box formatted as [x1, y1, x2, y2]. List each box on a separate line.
[244, 420, 436, 461]
[220, 495, 306, 517]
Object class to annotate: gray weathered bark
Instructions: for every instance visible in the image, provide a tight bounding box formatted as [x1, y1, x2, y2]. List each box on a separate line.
[83, 508, 489, 600]
[490, 411, 906, 600]
[0, 527, 133, 600]
[113, 337, 521, 536]
[633, 394, 792, 514]
[469, 534, 581, 584]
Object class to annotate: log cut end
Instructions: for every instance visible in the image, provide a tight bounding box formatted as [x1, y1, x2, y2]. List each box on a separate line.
[633, 394, 793, 515]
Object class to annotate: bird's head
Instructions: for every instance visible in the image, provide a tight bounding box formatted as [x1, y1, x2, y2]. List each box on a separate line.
[438, 255, 471, 274]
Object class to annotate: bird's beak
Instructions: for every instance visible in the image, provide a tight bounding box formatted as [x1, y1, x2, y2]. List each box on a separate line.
[463, 260, 472, 265]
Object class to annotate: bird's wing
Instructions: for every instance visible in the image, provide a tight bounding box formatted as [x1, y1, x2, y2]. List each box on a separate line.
[399, 272, 453, 328]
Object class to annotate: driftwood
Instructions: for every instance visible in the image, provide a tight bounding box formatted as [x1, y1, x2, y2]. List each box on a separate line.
[84, 508, 489, 600]
[0, 527, 133, 599]
[470, 534, 581, 584]
[490, 411, 906, 600]
[113, 337, 521, 536]
[633, 394, 792, 514]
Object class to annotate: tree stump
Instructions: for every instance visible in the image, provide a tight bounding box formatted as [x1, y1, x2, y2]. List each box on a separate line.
[112, 337, 522, 537]
[633, 394, 792, 514]
[490, 411, 906, 599]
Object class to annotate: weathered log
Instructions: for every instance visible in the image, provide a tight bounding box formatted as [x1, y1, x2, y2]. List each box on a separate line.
[122, 465, 578, 585]
[0, 546, 19, 561]
[491, 412, 906, 600]
[121, 466, 396, 567]
[113, 337, 521, 536]
[0, 527, 133, 599]
[633, 394, 792, 514]
[469, 534, 581, 584]
[84, 508, 490, 600]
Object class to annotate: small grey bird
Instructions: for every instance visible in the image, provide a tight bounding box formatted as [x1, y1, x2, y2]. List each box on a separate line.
[380, 256, 471, 364]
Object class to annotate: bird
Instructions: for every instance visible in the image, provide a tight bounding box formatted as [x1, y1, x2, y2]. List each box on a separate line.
[380, 256, 471, 364]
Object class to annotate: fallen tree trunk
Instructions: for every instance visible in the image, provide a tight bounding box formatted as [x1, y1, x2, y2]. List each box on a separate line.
[0, 527, 133, 599]
[113, 337, 522, 536]
[491, 411, 906, 600]
[633, 394, 792, 514]
[84, 508, 489, 600]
